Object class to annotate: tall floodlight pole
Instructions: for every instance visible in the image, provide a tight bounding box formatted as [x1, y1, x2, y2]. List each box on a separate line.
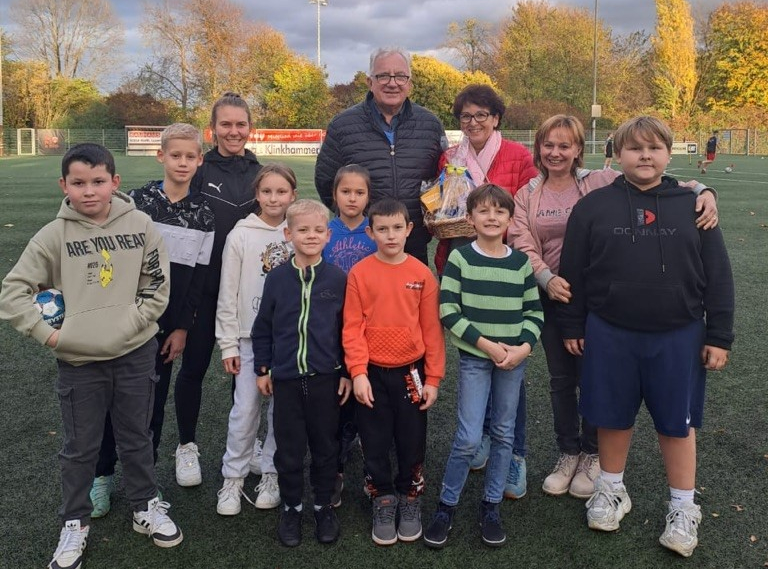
[0, 33, 4, 157]
[591, 0, 599, 154]
[309, 0, 328, 67]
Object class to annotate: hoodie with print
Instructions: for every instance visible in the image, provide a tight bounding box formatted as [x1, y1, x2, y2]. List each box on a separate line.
[0, 191, 170, 365]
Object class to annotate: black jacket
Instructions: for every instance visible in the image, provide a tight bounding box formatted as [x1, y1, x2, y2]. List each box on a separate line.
[251, 257, 347, 380]
[315, 92, 444, 238]
[558, 176, 734, 349]
[190, 148, 261, 293]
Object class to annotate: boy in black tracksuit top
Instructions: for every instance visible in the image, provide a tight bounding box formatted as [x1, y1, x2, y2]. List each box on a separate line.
[558, 116, 734, 558]
[252, 200, 351, 547]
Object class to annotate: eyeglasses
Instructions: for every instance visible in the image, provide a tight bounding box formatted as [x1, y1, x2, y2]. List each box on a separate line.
[373, 74, 410, 86]
[459, 111, 492, 124]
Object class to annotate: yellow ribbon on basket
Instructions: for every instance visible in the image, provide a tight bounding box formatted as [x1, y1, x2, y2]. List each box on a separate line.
[445, 164, 468, 176]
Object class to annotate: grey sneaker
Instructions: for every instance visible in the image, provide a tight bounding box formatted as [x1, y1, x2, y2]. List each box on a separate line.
[371, 494, 397, 545]
[396, 493, 422, 541]
[48, 520, 88, 569]
[503, 454, 527, 499]
[542, 453, 579, 496]
[569, 452, 600, 499]
[659, 501, 702, 557]
[586, 478, 632, 531]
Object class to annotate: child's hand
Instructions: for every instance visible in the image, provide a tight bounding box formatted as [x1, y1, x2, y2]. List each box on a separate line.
[496, 343, 531, 370]
[45, 329, 60, 348]
[695, 191, 718, 229]
[546, 276, 572, 303]
[160, 329, 188, 363]
[563, 338, 584, 356]
[701, 345, 729, 370]
[223, 356, 240, 375]
[477, 337, 507, 364]
[338, 377, 352, 405]
[257, 374, 273, 396]
[420, 385, 438, 410]
[353, 374, 374, 408]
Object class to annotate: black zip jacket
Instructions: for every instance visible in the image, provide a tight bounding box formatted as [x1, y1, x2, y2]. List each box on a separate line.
[251, 257, 347, 380]
[190, 147, 261, 294]
[558, 176, 734, 349]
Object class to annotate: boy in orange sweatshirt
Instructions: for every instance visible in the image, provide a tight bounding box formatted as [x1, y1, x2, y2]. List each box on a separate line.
[343, 198, 445, 546]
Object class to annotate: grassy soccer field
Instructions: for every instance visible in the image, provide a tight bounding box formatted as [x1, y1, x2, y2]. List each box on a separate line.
[0, 154, 766, 568]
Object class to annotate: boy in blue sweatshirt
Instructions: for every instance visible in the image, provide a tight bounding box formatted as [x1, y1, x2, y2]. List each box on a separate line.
[559, 116, 734, 558]
[252, 200, 351, 547]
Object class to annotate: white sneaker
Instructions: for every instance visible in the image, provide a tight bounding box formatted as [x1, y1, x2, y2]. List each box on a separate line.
[659, 501, 702, 557]
[586, 478, 632, 531]
[542, 453, 579, 496]
[249, 439, 263, 476]
[48, 520, 88, 569]
[175, 442, 202, 487]
[255, 473, 280, 509]
[132, 497, 183, 548]
[569, 453, 600, 499]
[217, 478, 245, 516]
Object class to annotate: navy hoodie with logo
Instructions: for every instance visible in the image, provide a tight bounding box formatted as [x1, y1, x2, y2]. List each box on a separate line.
[190, 147, 262, 294]
[558, 175, 734, 350]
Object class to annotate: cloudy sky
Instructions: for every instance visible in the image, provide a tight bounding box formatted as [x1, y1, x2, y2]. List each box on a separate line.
[3, 0, 732, 88]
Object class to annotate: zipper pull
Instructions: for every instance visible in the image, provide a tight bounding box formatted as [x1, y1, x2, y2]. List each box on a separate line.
[390, 144, 395, 156]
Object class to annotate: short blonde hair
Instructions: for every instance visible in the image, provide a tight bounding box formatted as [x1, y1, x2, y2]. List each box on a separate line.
[286, 199, 330, 227]
[534, 115, 585, 176]
[613, 116, 673, 154]
[161, 123, 202, 151]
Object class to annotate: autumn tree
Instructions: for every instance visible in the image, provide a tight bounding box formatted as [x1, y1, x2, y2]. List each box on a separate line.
[601, 31, 655, 123]
[651, 0, 697, 123]
[9, 0, 123, 81]
[491, 1, 612, 121]
[700, 1, 768, 110]
[442, 19, 493, 73]
[262, 56, 331, 128]
[329, 71, 369, 115]
[105, 92, 173, 127]
[409, 55, 496, 127]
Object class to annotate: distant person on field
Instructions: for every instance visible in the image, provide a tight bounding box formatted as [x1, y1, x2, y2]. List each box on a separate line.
[315, 47, 446, 265]
[423, 184, 542, 549]
[252, 200, 350, 547]
[173, 92, 264, 489]
[698, 130, 719, 174]
[0, 143, 182, 569]
[215, 164, 296, 515]
[603, 132, 614, 169]
[343, 199, 446, 546]
[90, 123, 215, 519]
[558, 116, 734, 558]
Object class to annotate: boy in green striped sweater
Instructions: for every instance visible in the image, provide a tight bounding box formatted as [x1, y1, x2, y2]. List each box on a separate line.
[424, 184, 543, 549]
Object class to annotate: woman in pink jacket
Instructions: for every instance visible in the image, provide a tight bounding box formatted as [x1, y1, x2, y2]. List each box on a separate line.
[509, 115, 718, 500]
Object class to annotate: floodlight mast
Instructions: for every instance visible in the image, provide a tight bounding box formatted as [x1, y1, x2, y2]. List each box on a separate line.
[309, 0, 328, 67]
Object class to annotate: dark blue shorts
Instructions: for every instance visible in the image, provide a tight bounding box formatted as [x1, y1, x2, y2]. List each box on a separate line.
[580, 313, 706, 437]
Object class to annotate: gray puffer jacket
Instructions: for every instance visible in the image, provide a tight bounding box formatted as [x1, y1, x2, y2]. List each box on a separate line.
[315, 92, 445, 233]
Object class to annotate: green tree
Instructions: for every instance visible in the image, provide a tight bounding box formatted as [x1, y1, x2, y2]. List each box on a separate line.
[652, 0, 697, 124]
[700, 1, 768, 110]
[410, 55, 495, 127]
[262, 56, 331, 128]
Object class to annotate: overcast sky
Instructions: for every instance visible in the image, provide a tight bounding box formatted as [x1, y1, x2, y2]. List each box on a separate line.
[1, 0, 737, 88]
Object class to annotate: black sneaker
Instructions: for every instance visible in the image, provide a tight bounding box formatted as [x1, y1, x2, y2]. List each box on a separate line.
[423, 502, 455, 549]
[314, 505, 340, 544]
[479, 500, 506, 547]
[278, 506, 302, 547]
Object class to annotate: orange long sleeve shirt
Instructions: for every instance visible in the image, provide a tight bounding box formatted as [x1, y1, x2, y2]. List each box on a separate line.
[343, 255, 445, 387]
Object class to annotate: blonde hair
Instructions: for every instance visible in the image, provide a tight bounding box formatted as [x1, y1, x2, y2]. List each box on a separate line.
[534, 115, 585, 176]
[160, 123, 202, 151]
[613, 116, 673, 154]
[286, 199, 330, 227]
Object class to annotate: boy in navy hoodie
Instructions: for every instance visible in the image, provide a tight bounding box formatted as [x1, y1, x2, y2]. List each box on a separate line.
[559, 116, 734, 558]
[252, 200, 350, 547]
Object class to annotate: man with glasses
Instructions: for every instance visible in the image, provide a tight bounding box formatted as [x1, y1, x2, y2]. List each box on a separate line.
[316, 47, 446, 265]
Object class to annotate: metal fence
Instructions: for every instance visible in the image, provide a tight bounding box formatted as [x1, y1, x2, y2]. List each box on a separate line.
[2, 128, 767, 157]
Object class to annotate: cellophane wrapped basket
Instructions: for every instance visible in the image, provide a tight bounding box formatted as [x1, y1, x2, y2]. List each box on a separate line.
[420, 163, 476, 239]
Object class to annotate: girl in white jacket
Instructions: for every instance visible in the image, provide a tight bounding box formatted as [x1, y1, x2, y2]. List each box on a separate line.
[215, 164, 296, 514]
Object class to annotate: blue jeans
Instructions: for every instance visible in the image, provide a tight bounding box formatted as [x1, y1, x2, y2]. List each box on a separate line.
[440, 353, 526, 506]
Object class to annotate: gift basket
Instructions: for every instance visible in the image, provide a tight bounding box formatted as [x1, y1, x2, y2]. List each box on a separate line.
[420, 164, 477, 239]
